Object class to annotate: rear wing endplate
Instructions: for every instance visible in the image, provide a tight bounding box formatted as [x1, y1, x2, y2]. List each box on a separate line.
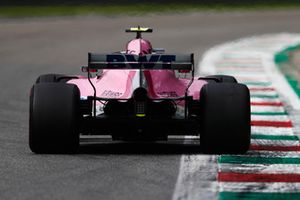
[88, 53, 194, 70]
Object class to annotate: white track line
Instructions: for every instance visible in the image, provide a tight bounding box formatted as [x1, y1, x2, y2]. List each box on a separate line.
[219, 182, 300, 193]
[220, 163, 300, 174]
[251, 139, 299, 146]
[172, 155, 219, 200]
[251, 115, 290, 122]
[251, 127, 294, 136]
[230, 151, 300, 158]
[250, 97, 282, 103]
[251, 106, 285, 113]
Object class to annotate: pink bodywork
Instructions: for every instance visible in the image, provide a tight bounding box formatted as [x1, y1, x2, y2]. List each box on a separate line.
[68, 38, 207, 102]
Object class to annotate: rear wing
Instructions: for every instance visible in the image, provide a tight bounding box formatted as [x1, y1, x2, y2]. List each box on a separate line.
[125, 27, 153, 33]
[125, 27, 153, 38]
[87, 53, 194, 70]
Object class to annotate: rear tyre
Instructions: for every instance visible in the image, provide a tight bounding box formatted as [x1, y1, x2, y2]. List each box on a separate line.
[205, 75, 237, 83]
[36, 74, 71, 83]
[29, 83, 80, 153]
[199, 83, 250, 154]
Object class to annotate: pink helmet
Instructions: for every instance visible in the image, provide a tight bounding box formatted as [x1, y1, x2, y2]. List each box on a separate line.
[126, 38, 152, 55]
[125, 27, 153, 55]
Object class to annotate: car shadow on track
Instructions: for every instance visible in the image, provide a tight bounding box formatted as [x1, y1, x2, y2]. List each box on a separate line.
[79, 137, 203, 154]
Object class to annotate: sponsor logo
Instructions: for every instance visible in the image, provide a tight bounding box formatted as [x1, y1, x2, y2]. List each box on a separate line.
[101, 90, 123, 98]
[157, 91, 178, 97]
[106, 54, 176, 69]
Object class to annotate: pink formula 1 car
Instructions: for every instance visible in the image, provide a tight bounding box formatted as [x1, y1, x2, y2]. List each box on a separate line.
[29, 27, 250, 154]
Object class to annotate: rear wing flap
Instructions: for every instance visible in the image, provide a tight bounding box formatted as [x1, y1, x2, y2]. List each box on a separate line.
[88, 53, 194, 70]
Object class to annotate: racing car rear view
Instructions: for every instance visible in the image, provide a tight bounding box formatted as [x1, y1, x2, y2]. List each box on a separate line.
[29, 27, 251, 154]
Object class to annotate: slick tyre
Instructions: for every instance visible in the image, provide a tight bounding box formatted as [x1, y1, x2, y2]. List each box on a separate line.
[205, 75, 238, 83]
[36, 74, 70, 83]
[199, 83, 250, 154]
[29, 83, 80, 154]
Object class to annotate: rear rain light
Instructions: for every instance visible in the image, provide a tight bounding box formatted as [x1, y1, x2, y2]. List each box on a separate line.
[135, 101, 146, 117]
[178, 69, 191, 73]
[81, 66, 98, 73]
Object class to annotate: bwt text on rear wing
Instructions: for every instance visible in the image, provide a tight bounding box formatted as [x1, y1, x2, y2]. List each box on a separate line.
[86, 53, 194, 70]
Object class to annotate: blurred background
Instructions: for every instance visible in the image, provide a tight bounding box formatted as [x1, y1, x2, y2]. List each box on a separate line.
[1, 0, 300, 17]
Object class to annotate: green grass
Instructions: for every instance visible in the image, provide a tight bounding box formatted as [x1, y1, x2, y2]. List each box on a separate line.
[1, 3, 300, 18]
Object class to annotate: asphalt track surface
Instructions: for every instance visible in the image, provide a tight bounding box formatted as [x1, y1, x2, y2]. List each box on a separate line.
[1, 10, 300, 200]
